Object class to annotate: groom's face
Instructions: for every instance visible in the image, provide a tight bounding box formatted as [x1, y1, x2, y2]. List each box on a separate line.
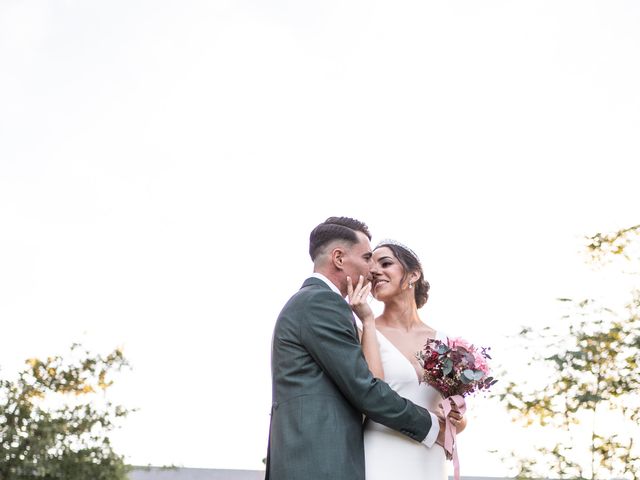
[342, 231, 374, 282]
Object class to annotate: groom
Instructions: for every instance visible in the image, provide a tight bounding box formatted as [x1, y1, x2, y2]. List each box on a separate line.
[266, 216, 442, 480]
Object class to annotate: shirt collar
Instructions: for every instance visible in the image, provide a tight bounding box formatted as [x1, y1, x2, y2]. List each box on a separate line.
[311, 272, 343, 297]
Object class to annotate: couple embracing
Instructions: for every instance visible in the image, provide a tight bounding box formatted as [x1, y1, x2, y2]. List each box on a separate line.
[266, 216, 466, 480]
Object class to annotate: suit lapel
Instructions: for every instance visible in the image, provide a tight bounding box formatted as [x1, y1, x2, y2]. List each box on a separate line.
[301, 277, 359, 341]
[301, 277, 358, 336]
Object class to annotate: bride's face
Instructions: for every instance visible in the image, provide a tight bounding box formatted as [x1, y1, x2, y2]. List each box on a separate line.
[370, 247, 406, 302]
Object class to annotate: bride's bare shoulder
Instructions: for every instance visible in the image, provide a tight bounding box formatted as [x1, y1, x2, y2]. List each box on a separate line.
[418, 322, 437, 340]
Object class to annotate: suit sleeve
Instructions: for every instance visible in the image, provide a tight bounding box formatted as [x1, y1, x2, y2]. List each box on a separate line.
[299, 289, 433, 443]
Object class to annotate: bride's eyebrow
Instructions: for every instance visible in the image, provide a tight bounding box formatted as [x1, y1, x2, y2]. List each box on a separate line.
[378, 256, 393, 262]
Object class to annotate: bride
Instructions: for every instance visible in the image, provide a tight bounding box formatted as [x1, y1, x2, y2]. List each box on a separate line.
[349, 239, 466, 480]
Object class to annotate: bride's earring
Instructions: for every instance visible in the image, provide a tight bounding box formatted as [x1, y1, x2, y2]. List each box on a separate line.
[409, 282, 413, 289]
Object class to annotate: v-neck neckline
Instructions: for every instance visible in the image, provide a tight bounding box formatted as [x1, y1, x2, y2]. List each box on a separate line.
[375, 328, 439, 385]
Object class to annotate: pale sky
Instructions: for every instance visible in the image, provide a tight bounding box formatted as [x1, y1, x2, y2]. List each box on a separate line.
[1, 0, 639, 476]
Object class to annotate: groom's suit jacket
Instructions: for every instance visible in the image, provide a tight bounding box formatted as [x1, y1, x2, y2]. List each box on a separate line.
[266, 277, 433, 480]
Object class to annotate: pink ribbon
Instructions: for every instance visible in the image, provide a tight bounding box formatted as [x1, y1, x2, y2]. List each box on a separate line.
[440, 394, 466, 480]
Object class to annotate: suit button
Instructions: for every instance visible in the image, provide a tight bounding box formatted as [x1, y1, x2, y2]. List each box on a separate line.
[273, 402, 279, 409]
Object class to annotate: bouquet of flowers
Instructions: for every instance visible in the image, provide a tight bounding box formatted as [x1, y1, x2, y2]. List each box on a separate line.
[416, 337, 497, 480]
[416, 336, 496, 398]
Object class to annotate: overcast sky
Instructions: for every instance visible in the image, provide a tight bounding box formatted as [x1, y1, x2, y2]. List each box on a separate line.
[1, 0, 639, 476]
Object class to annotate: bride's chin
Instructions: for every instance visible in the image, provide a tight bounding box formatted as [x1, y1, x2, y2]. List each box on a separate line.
[373, 291, 388, 302]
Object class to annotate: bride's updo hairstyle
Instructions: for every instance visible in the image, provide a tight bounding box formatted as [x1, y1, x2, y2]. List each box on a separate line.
[374, 240, 431, 309]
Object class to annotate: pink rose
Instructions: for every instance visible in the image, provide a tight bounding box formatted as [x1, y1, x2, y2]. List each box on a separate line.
[449, 337, 472, 350]
[450, 337, 489, 374]
[473, 352, 489, 373]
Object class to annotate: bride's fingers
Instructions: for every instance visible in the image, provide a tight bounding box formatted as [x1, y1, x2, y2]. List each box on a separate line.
[348, 277, 363, 304]
[358, 283, 372, 305]
[354, 275, 365, 299]
[350, 276, 367, 304]
[448, 411, 462, 421]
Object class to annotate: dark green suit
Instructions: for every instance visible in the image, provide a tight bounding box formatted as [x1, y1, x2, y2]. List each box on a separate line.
[266, 277, 433, 480]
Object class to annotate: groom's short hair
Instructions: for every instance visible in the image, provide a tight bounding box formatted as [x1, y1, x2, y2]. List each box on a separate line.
[309, 216, 372, 261]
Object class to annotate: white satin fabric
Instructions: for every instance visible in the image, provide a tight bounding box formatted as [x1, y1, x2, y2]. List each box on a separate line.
[363, 329, 448, 480]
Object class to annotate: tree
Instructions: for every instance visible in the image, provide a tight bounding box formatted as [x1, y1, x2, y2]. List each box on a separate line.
[497, 224, 640, 480]
[0, 344, 132, 480]
[585, 224, 640, 269]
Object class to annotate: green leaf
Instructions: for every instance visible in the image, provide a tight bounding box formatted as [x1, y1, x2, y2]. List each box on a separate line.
[443, 358, 453, 376]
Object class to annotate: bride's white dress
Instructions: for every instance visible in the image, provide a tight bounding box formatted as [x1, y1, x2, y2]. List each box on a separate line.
[363, 329, 448, 480]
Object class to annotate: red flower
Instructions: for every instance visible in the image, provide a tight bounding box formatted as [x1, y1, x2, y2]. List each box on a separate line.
[416, 337, 497, 398]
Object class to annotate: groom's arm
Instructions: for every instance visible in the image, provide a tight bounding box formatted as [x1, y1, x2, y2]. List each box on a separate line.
[299, 289, 439, 445]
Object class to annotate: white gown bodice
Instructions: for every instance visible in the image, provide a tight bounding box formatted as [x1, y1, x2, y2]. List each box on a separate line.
[362, 328, 448, 480]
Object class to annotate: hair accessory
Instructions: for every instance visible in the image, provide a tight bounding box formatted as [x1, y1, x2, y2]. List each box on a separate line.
[375, 238, 420, 263]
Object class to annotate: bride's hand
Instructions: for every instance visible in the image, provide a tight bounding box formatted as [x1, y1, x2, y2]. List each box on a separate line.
[347, 275, 374, 323]
[447, 398, 467, 433]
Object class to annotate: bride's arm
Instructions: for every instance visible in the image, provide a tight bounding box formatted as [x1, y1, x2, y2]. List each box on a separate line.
[348, 276, 385, 380]
[359, 316, 385, 380]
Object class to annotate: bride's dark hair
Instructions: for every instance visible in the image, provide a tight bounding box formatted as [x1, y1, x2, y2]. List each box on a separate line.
[374, 242, 430, 309]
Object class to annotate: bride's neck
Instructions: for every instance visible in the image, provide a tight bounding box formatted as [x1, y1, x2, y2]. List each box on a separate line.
[380, 298, 421, 331]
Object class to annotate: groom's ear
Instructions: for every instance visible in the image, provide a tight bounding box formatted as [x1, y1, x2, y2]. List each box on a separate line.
[331, 247, 345, 270]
